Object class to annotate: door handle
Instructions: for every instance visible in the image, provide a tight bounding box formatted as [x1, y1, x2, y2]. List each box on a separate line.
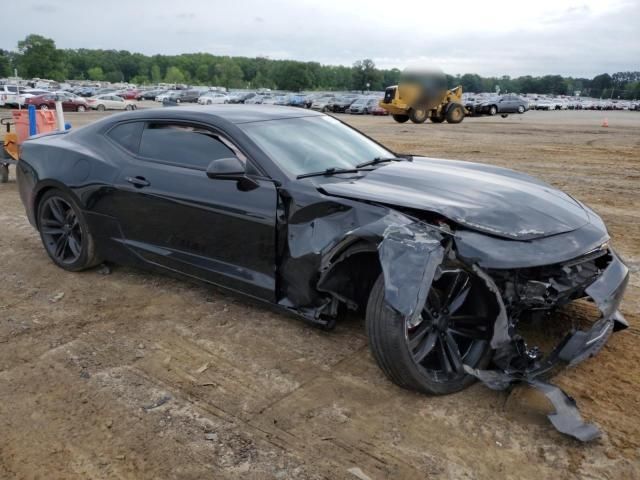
[126, 176, 150, 188]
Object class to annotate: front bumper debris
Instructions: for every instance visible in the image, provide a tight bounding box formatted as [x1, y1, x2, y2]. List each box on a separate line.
[466, 250, 629, 442]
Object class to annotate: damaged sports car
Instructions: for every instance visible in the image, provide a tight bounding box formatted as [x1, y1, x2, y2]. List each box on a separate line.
[16, 106, 628, 440]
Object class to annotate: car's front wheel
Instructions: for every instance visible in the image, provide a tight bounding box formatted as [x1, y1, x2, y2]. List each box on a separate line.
[77, 105, 86, 112]
[366, 265, 494, 394]
[517, 105, 525, 114]
[37, 189, 101, 271]
[97, 104, 106, 111]
[488, 105, 498, 116]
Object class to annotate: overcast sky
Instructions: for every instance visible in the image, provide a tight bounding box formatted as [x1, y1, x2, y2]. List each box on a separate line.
[2, 0, 638, 77]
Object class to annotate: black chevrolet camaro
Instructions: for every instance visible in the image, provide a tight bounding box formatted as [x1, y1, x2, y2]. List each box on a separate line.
[16, 105, 628, 439]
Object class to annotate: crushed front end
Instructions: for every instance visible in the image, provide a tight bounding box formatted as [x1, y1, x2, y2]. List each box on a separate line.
[465, 243, 629, 441]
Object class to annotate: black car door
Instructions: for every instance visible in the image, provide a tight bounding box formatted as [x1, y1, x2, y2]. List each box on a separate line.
[108, 121, 278, 301]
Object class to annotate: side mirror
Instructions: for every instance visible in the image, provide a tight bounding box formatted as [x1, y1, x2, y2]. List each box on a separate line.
[206, 157, 245, 180]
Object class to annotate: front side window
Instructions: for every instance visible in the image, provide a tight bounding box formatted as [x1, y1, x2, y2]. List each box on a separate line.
[138, 123, 236, 170]
[240, 115, 393, 177]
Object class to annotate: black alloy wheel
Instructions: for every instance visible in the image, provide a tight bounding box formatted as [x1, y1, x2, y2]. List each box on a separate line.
[405, 267, 491, 384]
[37, 190, 100, 271]
[366, 264, 494, 394]
[39, 195, 83, 265]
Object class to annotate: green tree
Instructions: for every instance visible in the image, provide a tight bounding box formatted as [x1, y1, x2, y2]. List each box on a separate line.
[352, 59, 380, 91]
[164, 66, 186, 84]
[87, 66, 105, 81]
[0, 49, 11, 77]
[150, 64, 162, 83]
[16, 34, 65, 79]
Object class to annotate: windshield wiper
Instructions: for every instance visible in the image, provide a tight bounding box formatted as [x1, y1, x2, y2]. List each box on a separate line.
[355, 156, 405, 168]
[296, 167, 366, 179]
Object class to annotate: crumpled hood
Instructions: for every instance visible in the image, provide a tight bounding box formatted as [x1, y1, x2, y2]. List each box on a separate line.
[319, 157, 590, 240]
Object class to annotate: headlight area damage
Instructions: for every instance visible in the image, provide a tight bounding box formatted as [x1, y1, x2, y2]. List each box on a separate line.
[277, 196, 629, 442]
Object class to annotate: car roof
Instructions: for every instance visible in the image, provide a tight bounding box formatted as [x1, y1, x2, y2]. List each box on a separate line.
[102, 104, 323, 125]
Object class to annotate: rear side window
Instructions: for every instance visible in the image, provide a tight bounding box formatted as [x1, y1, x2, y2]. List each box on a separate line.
[107, 122, 144, 153]
[138, 123, 236, 170]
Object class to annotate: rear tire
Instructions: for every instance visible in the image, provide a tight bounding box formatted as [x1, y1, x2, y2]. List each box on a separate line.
[365, 268, 494, 395]
[517, 105, 525, 114]
[409, 108, 428, 124]
[488, 105, 498, 116]
[392, 114, 409, 123]
[429, 115, 445, 123]
[0, 164, 8, 183]
[97, 104, 106, 111]
[76, 105, 86, 112]
[445, 104, 465, 124]
[37, 189, 101, 272]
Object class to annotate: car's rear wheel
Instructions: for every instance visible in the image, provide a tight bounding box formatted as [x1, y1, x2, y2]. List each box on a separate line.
[517, 105, 525, 114]
[366, 264, 494, 395]
[125, 104, 134, 111]
[409, 108, 428, 124]
[37, 190, 100, 272]
[392, 114, 409, 123]
[488, 105, 498, 116]
[0, 164, 8, 183]
[77, 105, 86, 112]
[97, 104, 106, 111]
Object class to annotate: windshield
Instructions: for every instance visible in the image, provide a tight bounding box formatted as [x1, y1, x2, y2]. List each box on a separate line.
[240, 115, 394, 177]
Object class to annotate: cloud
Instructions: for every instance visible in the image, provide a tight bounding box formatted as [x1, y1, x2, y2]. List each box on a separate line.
[2, 0, 638, 77]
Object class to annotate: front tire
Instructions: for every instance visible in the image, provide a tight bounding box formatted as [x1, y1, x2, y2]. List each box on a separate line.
[97, 104, 106, 111]
[409, 107, 428, 124]
[445, 104, 465, 124]
[517, 105, 525, 114]
[77, 105, 86, 112]
[37, 190, 101, 272]
[392, 114, 409, 123]
[366, 266, 494, 395]
[488, 105, 498, 116]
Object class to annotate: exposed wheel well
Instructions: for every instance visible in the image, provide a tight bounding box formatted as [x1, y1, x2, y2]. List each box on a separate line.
[318, 243, 382, 313]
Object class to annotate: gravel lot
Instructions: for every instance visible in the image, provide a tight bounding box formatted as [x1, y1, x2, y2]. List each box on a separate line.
[1, 107, 639, 479]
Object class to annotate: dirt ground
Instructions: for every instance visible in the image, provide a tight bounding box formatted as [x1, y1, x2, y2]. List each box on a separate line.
[0, 108, 639, 479]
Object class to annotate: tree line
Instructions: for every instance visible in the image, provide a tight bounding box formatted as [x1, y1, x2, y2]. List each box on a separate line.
[1, 34, 639, 99]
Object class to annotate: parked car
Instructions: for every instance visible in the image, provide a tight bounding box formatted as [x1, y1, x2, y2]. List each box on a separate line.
[243, 94, 266, 105]
[287, 95, 307, 107]
[0, 85, 26, 107]
[347, 97, 378, 114]
[227, 92, 256, 104]
[87, 94, 137, 111]
[310, 96, 336, 112]
[115, 89, 140, 100]
[136, 89, 163, 100]
[329, 95, 359, 113]
[370, 104, 389, 116]
[165, 90, 200, 104]
[534, 99, 555, 111]
[475, 94, 528, 115]
[155, 90, 178, 102]
[25, 92, 90, 112]
[198, 92, 229, 105]
[274, 95, 289, 106]
[15, 105, 628, 440]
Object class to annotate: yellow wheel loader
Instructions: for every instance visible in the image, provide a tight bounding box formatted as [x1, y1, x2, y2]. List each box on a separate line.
[379, 70, 466, 124]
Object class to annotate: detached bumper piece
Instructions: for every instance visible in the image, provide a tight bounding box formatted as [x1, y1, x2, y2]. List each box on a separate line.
[466, 251, 629, 442]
